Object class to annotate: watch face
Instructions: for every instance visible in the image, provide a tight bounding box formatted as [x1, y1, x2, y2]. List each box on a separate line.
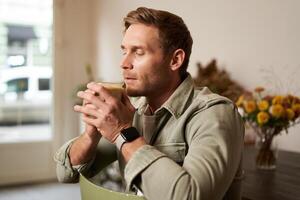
[121, 127, 140, 142]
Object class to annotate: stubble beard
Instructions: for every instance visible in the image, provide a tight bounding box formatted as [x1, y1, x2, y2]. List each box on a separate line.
[126, 90, 140, 97]
[125, 86, 144, 97]
[125, 81, 163, 99]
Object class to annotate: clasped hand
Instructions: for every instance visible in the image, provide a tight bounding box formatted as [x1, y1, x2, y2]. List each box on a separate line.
[74, 82, 136, 143]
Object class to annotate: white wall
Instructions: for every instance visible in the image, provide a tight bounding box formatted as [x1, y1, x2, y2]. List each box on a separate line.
[92, 0, 300, 152]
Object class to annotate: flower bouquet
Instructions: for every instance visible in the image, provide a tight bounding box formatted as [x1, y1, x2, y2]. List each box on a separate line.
[236, 87, 300, 169]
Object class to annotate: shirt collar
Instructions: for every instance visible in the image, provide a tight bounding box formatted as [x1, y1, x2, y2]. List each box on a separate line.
[134, 74, 194, 119]
[158, 74, 194, 118]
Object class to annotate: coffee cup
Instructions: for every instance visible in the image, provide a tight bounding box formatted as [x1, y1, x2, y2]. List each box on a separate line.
[97, 82, 124, 100]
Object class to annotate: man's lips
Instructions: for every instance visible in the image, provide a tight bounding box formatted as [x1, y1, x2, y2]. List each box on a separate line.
[124, 77, 137, 80]
[124, 77, 137, 85]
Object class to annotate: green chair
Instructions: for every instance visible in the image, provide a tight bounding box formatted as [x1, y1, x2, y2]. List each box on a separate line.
[79, 173, 146, 200]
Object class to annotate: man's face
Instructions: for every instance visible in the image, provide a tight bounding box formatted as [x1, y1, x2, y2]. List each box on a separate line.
[120, 24, 172, 97]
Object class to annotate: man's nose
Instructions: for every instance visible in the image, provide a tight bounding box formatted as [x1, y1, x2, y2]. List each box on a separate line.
[120, 54, 133, 70]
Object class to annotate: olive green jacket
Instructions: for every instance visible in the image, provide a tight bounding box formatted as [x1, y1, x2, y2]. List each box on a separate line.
[54, 74, 244, 200]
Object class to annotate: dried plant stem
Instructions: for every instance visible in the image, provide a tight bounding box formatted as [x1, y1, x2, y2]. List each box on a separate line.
[256, 134, 276, 170]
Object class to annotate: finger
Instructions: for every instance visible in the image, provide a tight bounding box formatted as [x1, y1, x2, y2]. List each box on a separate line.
[82, 115, 98, 127]
[83, 104, 100, 118]
[85, 89, 105, 101]
[78, 91, 108, 109]
[74, 105, 101, 118]
[85, 103, 98, 110]
[83, 89, 106, 106]
[87, 82, 116, 102]
[83, 104, 106, 119]
[85, 89, 96, 95]
[87, 81, 96, 86]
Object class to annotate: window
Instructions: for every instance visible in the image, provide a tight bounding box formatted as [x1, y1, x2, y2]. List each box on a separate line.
[6, 25, 37, 67]
[0, 0, 53, 142]
[6, 78, 28, 93]
[38, 78, 50, 91]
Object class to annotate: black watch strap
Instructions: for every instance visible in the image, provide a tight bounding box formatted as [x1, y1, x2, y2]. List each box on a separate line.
[115, 127, 140, 150]
[120, 127, 140, 142]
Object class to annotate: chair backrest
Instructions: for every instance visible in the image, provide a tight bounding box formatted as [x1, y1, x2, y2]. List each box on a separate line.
[79, 173, 146, 200]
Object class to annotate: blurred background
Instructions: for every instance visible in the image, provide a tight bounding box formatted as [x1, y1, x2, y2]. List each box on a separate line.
[0, 0, 299, 199]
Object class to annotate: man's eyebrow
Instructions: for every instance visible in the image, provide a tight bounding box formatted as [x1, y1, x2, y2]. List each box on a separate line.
[120, 45, 146, 50]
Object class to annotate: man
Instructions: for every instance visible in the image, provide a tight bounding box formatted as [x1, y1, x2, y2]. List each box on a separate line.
[54, 7, 244, 200]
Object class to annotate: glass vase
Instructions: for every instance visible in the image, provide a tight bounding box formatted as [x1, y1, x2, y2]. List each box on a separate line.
[255, 130, 278, 170]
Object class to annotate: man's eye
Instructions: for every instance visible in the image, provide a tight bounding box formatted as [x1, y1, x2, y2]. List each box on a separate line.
[135, 50, 144, 56]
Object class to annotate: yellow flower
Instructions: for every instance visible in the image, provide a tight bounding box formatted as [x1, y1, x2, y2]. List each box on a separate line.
[286, 108, 295, 120]
[269, 104, 284, 118]
[257, 100, 269, 111]
[257, 111, 270, 125]
[292, 104, 300, 114]
[295, 97, 300, 104]
[236, 95, 244, 107]
[272, 96, 283, 105]
[284, 95, 293, 105]
[244, 100, 256, 113]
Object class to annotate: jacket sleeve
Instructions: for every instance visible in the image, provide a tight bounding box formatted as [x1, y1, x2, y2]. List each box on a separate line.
[54, 136, 117, 183]
[124, 103, 244, 200]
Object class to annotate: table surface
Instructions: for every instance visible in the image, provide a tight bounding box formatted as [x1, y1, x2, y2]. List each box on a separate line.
[242, 146, 300, 200]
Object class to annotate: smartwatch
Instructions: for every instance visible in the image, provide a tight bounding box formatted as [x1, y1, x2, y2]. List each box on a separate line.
[115, 127, 140, 150]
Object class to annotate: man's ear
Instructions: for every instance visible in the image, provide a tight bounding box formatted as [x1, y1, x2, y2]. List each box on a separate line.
[169, 49, 185, 71]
